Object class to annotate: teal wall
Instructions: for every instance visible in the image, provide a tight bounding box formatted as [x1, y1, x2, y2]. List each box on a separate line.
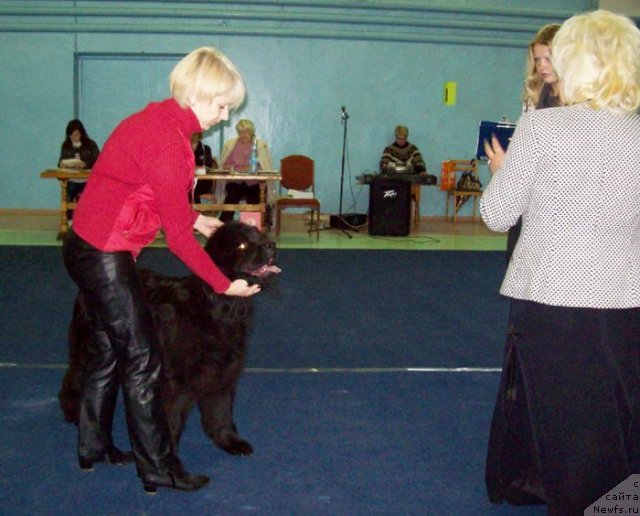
[0, 0, 595, 216]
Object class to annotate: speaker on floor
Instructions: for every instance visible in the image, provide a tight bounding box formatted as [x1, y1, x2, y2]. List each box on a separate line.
[368, 177, 411, 236]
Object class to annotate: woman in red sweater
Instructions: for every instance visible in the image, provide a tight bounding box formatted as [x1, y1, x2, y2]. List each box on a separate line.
[62, 47, 258, 494]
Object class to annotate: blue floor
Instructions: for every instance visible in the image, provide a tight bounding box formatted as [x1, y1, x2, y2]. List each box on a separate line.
[0, 368, 546, 515]
[0, 245, 547, 514]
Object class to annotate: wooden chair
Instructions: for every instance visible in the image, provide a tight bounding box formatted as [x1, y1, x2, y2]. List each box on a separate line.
[444, 159, 482, 223]
[275, 155, 320, 240]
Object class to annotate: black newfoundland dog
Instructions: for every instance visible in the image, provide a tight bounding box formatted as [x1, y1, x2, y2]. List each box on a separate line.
[59, 222, 280, 456]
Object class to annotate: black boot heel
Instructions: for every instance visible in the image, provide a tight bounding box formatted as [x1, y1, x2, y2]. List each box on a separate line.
[105, 446, 134, 466]
[143, 484, 158, 495]
[141, 467, 210, 494]
[79, 457, 95, 472]
[78, 445, 134, 472]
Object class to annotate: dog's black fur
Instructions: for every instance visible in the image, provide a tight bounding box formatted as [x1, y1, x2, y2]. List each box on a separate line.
[59, 222, 279, 456]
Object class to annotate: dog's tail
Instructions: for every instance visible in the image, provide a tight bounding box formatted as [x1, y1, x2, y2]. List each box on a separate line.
[58, 296, 90, 425]
[58, 374, 80, 425]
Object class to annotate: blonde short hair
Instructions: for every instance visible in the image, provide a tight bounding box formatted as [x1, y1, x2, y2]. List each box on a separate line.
[552, 10, 640, 113]
[169, 47, 245, 110]
[395, 125, 409, 138]
[235, 119, 255, 136]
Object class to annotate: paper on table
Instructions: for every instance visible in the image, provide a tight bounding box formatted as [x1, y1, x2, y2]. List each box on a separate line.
[59, 158, 84, 170]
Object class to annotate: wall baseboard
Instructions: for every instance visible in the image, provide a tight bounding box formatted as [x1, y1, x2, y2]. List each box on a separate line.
[0, 208, 58, 217]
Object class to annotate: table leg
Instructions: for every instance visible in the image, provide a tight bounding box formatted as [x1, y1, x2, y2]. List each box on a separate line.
[411, 184, 420, 227]
[58, 179, 69, 239]
[259, 182, 266, 229]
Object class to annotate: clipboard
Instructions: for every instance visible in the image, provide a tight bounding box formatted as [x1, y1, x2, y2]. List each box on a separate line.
[476, 120, 516, 160]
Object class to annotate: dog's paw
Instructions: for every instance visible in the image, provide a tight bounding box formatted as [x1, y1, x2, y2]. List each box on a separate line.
[219, 438, 254, 456]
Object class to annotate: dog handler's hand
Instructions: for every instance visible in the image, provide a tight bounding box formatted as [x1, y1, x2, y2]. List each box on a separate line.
[194, 214, 224, 238]
[225, 279, 261, 297]
[484, 134, 505, 175]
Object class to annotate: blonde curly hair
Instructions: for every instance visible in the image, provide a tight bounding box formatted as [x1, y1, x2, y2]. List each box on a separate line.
[552, 10, 640, 113]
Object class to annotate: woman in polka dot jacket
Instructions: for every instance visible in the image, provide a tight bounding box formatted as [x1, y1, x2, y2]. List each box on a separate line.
[481, 10, 640, 515]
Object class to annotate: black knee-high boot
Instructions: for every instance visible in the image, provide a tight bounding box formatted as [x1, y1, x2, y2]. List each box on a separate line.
[76, 326, 132, 470]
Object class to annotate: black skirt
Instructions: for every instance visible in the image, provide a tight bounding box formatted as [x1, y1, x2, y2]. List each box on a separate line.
[485, 299, 640, 515]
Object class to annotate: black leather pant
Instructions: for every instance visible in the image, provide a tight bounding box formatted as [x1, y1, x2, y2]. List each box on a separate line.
[62, 229, 179, 477]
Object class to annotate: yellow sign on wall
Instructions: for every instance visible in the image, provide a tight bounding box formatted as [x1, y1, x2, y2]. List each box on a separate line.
[444, 82, 457, 106]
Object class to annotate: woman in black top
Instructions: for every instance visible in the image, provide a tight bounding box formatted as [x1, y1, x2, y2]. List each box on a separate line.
[58, 119, 100, 204]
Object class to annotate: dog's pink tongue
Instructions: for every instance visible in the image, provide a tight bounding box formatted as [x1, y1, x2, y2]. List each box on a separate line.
[254, 264, 281, 276]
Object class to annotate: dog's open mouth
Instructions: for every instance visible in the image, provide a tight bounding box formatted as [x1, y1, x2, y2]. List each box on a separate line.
[249, 262, 281, 277]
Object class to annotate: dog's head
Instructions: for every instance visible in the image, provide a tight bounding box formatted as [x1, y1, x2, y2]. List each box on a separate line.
[204, 221, 280, 286]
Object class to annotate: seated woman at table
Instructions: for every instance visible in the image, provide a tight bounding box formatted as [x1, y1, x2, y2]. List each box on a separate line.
[191, 131, 219, 203]
[218, 119, 273, 223]
[58, 119, 100, 206]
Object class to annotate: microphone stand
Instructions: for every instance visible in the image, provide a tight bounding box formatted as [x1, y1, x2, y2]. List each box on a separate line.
[325, 106, 357, 238]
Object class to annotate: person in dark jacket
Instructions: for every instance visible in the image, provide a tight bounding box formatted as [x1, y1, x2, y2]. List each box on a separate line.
[58, 119, 100, 210]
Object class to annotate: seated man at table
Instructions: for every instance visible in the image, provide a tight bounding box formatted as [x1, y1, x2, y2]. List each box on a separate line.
[219, 119, 273, 224]
[379, 125, 427, 174]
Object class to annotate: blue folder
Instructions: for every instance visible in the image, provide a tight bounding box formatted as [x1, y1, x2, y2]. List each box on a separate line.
[476, 120, 516, 160]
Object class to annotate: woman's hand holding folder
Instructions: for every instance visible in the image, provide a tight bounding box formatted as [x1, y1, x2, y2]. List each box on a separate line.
[483, 135, 506, 175]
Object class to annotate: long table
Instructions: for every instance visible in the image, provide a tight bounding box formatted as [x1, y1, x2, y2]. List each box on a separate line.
[40, 168, 281, 239]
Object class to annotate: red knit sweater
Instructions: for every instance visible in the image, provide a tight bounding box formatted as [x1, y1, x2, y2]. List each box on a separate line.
[73, 98, 231, 294]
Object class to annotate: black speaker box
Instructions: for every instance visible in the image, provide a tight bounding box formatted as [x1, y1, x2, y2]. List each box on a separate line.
[368, 177, 412, 236]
